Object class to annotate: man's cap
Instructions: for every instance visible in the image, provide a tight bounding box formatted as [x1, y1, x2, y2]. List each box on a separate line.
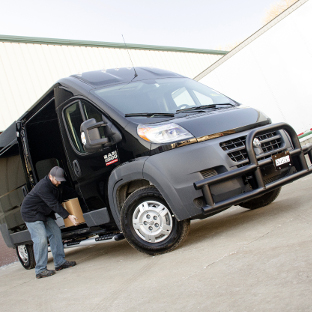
[49, 166, 66, 182]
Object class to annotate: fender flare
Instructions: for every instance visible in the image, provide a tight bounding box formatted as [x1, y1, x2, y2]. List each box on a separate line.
[108, 157, 148, 230]
[108, 156, 190, 230]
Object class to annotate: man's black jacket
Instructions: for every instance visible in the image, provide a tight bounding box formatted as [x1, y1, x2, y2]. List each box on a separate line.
[21, 176, 77, 222]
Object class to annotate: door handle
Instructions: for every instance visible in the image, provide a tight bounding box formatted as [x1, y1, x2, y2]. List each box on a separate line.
[73, 160, 82, 177]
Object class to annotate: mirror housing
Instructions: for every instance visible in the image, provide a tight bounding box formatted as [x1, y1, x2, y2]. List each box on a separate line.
[80, 117, 122, 153]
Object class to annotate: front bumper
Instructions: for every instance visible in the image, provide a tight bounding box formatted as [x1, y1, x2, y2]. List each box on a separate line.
[194, 123, 312, 215]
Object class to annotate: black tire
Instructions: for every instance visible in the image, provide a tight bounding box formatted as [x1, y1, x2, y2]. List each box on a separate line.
[239, 187, 281, 210]
[16, 244, 36, 270]
[120, 186, 190, 256]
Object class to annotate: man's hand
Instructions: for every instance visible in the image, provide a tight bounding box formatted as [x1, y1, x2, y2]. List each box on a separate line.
[68, 215, 78, 226]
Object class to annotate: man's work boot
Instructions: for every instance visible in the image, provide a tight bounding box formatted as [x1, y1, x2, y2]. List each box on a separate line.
[36, 269, 56, 279]
[55, 260, 77, 271]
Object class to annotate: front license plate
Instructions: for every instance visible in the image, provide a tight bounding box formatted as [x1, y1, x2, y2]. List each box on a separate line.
[272, 151, 291, 170]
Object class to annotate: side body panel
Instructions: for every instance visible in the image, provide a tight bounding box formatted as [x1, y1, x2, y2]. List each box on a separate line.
[0, 141, 27, 235]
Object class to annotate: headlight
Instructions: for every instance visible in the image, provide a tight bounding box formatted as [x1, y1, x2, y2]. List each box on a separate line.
[137, 123, 194, 143]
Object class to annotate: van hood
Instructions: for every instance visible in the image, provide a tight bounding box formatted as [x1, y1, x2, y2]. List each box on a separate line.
[173, 107, 270, 138]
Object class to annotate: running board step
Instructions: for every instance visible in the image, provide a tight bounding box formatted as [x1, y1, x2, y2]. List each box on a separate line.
[62, 233, 125, 249]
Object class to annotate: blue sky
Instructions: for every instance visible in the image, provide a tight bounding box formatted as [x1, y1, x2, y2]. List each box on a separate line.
[1, 0, 281, 49]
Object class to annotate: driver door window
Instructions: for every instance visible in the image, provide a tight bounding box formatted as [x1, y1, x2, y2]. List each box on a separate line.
[64, 102, 85, 153]
[81, 100, 106, 139]
[64, 100, 106, 154]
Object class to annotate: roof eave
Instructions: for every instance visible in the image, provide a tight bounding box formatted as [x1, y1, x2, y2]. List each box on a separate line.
[0, 34, 228, 55]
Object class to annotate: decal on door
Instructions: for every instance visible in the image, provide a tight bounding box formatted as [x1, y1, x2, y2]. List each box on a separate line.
[104, 150, 119, 166]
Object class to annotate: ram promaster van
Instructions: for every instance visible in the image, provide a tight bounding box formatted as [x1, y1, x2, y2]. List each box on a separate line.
[1, 67, 312, 269]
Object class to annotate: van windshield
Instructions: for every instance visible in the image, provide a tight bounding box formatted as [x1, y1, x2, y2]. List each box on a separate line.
[93, 78, 236, 115]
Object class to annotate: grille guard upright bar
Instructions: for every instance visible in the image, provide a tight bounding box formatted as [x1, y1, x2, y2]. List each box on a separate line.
[194, 123, 312, 215]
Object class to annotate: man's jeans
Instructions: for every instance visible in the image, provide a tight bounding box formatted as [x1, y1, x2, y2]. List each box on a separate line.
[26, 218, 66, 274]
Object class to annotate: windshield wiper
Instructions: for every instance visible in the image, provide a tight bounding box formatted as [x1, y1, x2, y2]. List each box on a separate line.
[125, 112, 175, 117]
[176, 103, 234, 113]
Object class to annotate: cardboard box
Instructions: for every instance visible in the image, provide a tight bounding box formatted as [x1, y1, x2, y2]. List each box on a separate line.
[62, 198, 85, 227]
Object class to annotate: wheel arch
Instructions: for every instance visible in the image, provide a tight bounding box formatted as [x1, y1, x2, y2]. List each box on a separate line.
[108, 157, 191, 231]
[108, 157, 150, 230]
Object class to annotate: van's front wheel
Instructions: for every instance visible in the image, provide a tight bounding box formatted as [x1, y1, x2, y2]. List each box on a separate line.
[121, 186, 190, 255]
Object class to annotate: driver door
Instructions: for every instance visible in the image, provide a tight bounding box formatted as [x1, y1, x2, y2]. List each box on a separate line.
[58, 99, 120, 212]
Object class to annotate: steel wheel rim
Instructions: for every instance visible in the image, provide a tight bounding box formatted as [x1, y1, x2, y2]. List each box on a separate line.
[132, 200, 173, 243]
[17, 245, 29, 263]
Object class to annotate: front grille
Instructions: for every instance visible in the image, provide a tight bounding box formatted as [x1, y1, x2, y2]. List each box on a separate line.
[220, 131, 283, 165]
[258, 132, 282, 153]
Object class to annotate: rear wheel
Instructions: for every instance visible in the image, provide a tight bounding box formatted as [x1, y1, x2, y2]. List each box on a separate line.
[16, 244, 36, 270]
[121, 186, 190, 255]
[239, 187, 281, 210]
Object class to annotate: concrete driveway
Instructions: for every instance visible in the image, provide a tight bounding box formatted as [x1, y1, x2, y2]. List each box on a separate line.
[1, 175, 312, 312]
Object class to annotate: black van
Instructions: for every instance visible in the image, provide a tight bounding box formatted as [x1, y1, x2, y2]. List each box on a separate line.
[1, 67, 312, 269]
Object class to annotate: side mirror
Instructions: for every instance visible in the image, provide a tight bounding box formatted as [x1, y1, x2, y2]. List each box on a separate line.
[80, 118, 109, 153]
[80, 117, 122, 153]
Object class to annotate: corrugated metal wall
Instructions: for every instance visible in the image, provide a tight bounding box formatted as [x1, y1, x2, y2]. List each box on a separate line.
[0, 38, 224, 130]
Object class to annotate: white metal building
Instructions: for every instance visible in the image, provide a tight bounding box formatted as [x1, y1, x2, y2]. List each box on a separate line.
[196, 0, 312, 135]
[0, 35, 226, 131]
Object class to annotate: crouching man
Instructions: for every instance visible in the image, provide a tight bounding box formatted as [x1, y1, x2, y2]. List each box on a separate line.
[21, 166, 78, 279]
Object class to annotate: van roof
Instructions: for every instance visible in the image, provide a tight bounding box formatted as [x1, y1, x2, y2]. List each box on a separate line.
[69, 67, 184, 88]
